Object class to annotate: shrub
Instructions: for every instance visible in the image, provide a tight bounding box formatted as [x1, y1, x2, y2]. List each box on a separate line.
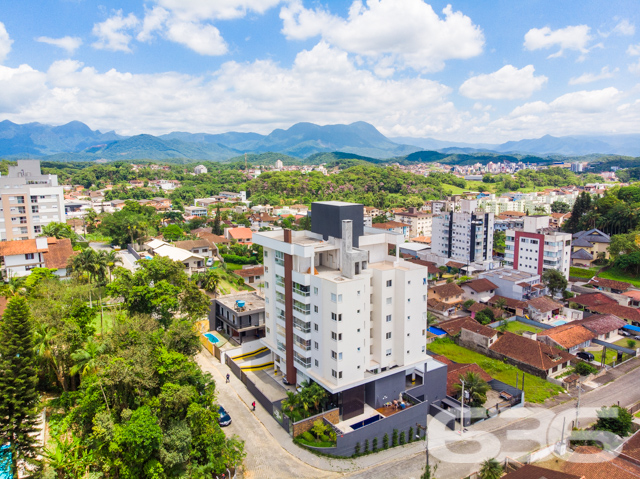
[301, 431, 315, 442]
[328, 430, 337, 442]
[408, 427, 414, 443]
[319, 434, 330, 442]
[627, 339, 637, 349]
[221, 254, 258, 265]
[392, 429, 398, 447]
[563, 290, 575, 299]
[399, 431, 406, 445]
[311, 419, 327, 438]
[383, 433, 389, 449]
[364, 439, 369, 453]
[372, 438, 378, 452]
[575, 362, 598, 376]
[463, 299, 476, 309]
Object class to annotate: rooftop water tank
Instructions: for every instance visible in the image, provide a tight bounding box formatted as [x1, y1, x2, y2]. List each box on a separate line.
[236, 300, 246, 309]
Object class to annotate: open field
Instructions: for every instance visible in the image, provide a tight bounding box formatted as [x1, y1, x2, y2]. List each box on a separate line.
[569, 266, 599, 279]
[504, 321, 542, 335]
[598, 268, 640, 288]
[429, 338, 565, 403]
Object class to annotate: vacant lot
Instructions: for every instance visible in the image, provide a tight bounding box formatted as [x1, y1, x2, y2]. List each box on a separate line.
[429, 338, 564, 403]
[598, 268, 640, 288]
[504, 321, 542, 335]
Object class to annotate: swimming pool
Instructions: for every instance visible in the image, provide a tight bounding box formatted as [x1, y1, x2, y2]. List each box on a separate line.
[204, 333, 219, 344]
[350, 414, 382, 430]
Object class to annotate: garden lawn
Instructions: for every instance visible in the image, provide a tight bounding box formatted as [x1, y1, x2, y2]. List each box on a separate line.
[441, 184, 467, 194]
[569, 266, 599, 279]
[504, 321, 542, 335]
[224, 263, 244, 271]
[429, 338, 564, 403]
[597, 269, 640, 288]
[591, 348, 617, 365]
[613, 338, 638, 348]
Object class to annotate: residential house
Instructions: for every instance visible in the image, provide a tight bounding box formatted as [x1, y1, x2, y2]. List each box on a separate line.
[89, 190, 105, 203]
[572, 229, 611, 265]
[427, 283, 465, 316]
[194, 165, 208, 175]
[588, 303, 640, 326]
[525, 296, 563, 323]
[431, 355, 493, 399]
[145, 239, 205, 272]
[129, 180, 144, 188]
[371, 220, 411, 238]
[411, 236, 431, 245]
[398, 242, 430, 259]
[571, 248, 596, 267]
[184, 205, 208, 217]
[111, 199, 126, 210]
[488, 332, 574, 378]
[0, 236, 75, 278]
[225, 227, 253, 244]
[564, 446, 640, 479]
[588, 277, 632, 294]
[211, 292, 265, 344]
[479, 268, 545, 301]
[150, 197, 171, 211]
[577, 314, 627, 342]
[192, 229, 230, 247]
[466, 302, 505, 321]
[623, 290, 640, 307]
[460, 278, 498, 303]
[487, 295, 527, 316]
[233, 265, 264, 284]
[174, 239, 213, 258]
[502, 464, 583, 479]
[537, 323, 596, 354]
[407, 259, 440, 282]
[549, 212, 571, 229]
[249, 212, 277, 229]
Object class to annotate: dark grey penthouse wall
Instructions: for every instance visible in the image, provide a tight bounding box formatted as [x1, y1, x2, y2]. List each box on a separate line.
[311, 201, 364, 248]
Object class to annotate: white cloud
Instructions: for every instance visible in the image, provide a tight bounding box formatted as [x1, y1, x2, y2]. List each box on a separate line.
[92, 10, 140, 53]
[524, 25, 592, 58]
[612, 19, 635, 36]
[280, 0, 485, 73]
[459, 65, 547, 100]
[152, 0, 281, 22]
[630, 60, 640, 75]
[569, 66, 618, 85]
[628, 43, 640, 56]
[137, 6, 170, 42]
[165, 20, 227, 55]
[0, 21, 13, 63]
[35, 36, 82, 54]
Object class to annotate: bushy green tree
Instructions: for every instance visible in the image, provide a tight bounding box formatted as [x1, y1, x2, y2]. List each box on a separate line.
[542, 269, 568, 298]
[595, 405, 633, 437]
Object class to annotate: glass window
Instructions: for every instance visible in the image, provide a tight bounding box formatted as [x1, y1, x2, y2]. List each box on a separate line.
[386, 315, 392, 322]
[386, 280, 392, 287]
[386, 332, 392, 339]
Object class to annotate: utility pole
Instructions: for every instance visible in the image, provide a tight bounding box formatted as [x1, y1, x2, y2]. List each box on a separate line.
[460, 379, 466, 434]
[575, 379, 582, 428]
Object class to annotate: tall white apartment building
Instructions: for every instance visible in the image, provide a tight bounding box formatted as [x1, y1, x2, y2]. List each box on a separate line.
[254, 201, 445, 420]
[504, 216, 572, 280]
[0, 160, 65, 241]
[430, 199, 494, 266]
[394, 207, 433, 238]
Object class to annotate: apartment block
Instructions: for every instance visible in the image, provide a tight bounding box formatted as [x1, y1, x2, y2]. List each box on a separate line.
[394, 207, 433, 238]
[504, 216, 571, 280]
[0, 160, 65, 241]
[430, 199, 494, 266]
[254, 201, 445, 420]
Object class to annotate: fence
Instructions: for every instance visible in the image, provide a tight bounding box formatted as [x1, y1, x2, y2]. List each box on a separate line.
[127, 243, 141, 260]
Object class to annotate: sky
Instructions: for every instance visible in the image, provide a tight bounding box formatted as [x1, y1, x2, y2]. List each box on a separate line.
[1, 0, 639, 143]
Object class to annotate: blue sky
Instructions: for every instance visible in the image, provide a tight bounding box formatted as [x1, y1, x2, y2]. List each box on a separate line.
[0, 0, 639, 143]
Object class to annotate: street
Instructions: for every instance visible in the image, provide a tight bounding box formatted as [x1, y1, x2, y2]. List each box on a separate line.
[89, 242, 139, 271]
[197, 349, 640, 479]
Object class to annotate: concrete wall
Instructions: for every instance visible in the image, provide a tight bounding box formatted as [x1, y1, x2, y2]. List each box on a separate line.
[364, 369, 406, 408]
[292, 408, 340, 437]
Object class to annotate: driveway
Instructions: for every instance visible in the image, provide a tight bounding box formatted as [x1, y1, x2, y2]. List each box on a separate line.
[90, 242, 139, 272]
[197, 350, 640, 479]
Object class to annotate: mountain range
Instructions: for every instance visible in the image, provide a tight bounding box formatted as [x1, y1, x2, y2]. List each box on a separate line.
[1, 119, 640, 161]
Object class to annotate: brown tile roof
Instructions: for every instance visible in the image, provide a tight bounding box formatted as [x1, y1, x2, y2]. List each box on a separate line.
[621, 430, 640, 466]
[564, 446, 640, 479]
[234, 266, 264, 278]
[526, 296, 563, 313]
[407, 259, 440, 275]
[196, 232, 230, 244]
[537, 323, 596, 349]
[588, 277, 632, 291]
[446, 363, 493, 397]
[43, 238, 75, 270]
[0, 239, 48, 256]
[503, 464, 583, 479]
[429, 282, 465, 299]
[502, 211, 527, 217]
[412, 236, 431, 244]
[467, 302, 505, 318]
[462, 278, 498, 293]
[371, 221, 410, 229]
[438, 317, 496, 338]
[446, 260, 466, 269]
[578, 314, 627, 335]
[571, 292, 618, 308]
[490, 332, 573, 371]
[623, 291, 640, 301]
[488, 295, 527, 311]
[431, 354, 454, 366]
[589, 303, 640, 323]
[174, 239, 212, 251]
[427, 298, 453, 312]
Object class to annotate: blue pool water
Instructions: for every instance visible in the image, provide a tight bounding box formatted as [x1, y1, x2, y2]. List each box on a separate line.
[350, 415, 382, 430]
[204, 333, 219, 344]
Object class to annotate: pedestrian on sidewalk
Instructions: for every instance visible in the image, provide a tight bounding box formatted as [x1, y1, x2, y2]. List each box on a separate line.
[226, 373, 230, 383]
[252, 401, 256, 412]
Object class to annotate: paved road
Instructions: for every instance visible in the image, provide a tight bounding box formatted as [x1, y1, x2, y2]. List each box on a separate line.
[198, 351, 640, 479]
[89, 242, 138, 271]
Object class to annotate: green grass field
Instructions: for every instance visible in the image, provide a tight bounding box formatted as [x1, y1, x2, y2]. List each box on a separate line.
[504, 321, 542, 335]
[91, 308, 119, 335]
[613, 338, 638, 348]
[429, 338, 564, 403]
[592, 348, 617, 364]
[569, 267, 599, 279]
[441, 184, 467, 194]
[598, 268, 640, 288]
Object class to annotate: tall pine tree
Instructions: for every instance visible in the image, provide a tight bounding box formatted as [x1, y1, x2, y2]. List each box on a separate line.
[0, 296, 40, 476]
[212, 204, 222, 235]
[564, 191, 592, 233]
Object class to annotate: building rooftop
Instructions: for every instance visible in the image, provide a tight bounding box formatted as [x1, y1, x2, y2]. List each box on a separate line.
[538, 323, 596, 349]
[429, 282, 465, 299]
[571, 292, 619, 308]
[578, 314, 627, 335]
[216, 292, 265, 313]
[588, 277, 632, 291]
[438, 317, 496, 338]
[461, 278, 498, 293]
[481, 267, 539, 283]
[564, 446, 640, 479]
[490, 332, 574, 371]
[526, 296, 563, 313]
[502, 464, 582, 479]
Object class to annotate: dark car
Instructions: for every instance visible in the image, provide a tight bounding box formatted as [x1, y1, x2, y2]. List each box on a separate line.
[576, 351, 594, 361]
[218, 406, 231, 427]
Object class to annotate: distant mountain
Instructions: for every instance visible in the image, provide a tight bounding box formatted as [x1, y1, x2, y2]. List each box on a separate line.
[0, 120, 122, 157]
[389, 136, 497, 151]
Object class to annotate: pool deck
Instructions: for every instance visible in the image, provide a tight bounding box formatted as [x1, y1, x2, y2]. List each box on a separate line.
[376, 403, 411, 417]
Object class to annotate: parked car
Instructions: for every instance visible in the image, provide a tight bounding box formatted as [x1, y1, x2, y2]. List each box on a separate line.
[282, 375, 293, 385]
[218, 406, 231, 427]
[576, 351, 595, 361]
[206, 258, 214, 267]
[620, 330, 630, 337]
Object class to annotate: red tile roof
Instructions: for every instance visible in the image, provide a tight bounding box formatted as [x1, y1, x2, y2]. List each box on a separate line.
[588, 277, 632, 291]
[503, 464, 583, 479]
[577, 314, 627, 335]
[589, 303, 640, 323]
[446, 363, 493, 397]
[526, 296, 563, 313]
[438, 317, 496, 338]
[43, 238, 75, 269]
[0, 239, 48, 256]
[489, 332, 574, 372]
[234, 266, 264, 278]
[429, 282, 465, 300]
[564, 446, 640, 479]
[537, 323, 596, 349]
[623, 291, 640, 301]
[371, 221, 410, 229]
[488, 295, 527, 311]
[227, 227, 253, 240]
[571, 292, 618, 308]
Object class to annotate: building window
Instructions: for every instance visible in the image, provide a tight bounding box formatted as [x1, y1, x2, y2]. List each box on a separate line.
[314, 323, 318, 331]
[314, 341, 318, 350]
[407, 316, 411, 321]
[314, 305, 319, 313]
[407, 298, 411, 303]
[263, 250, 268, 257]
[331, 293, 337, 302]
[33, 226, 41, 234]
[332, 370, 337, 378]
[338, 352, 343, 360]
[422, 329, 426, 336]
[386, 280, 392, 287]
[386, 297, 392, 304]
[339, 371, 343, 379]
[386, 332, 392, 339]
[408, 280, 411, 285]
[314, 287, 318, 295]
[314, 359, 319, 367]
[423, 295, 427, 301]
[266, 327, 270, 334]
[386, 315, 392, 322]
[338, 294, 343, 302]
[331, 332, 337, 341]
[25, 253, 35, 260]
[386, 349, 392, 356]
[265, 281, 269, 289]
[331, 313, 342, 322]
[331, 350, 337, 359]
[275, 250, 284, 266]
[357, 290, 361, 296]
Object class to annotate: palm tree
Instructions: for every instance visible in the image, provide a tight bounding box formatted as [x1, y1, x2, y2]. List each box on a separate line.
[71, 340, 110, 410]
[454, 371, 490, 408]
[68, 248, 96, 283]
[479, 458, 502, 479]
[33, 322, 66, 391]
[0, 277, 26, 296]
[99, 250, 122, 282]
[200, 269, 222, 296]
[426, 312, 438, 328]
[494, 298, 507, 312]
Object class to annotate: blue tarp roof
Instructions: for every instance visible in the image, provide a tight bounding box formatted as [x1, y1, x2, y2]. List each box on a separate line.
[428, 326, 447, 336]
[623, 324, 640, 332]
